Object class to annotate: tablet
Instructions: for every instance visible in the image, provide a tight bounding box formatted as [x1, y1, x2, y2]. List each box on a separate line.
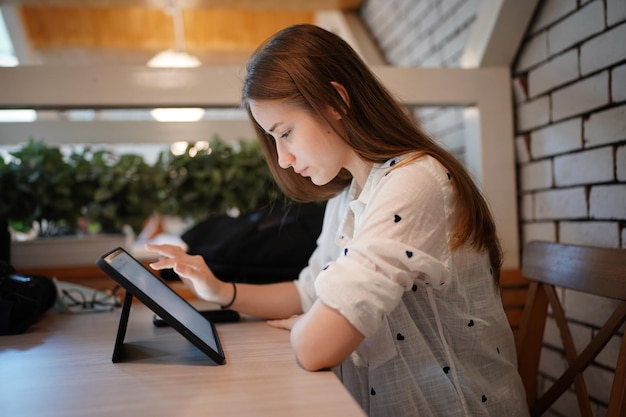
[96, 247, 226, 365]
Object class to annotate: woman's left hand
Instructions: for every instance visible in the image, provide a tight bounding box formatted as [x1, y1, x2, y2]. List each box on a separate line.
[267, 315, 301, 331]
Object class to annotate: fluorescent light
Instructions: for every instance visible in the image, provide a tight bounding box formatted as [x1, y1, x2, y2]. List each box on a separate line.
[147, 49, 201, 68]
[0, 109, 37, 122]
[150, 107, 205, 122]
[147, 49, 205, 122]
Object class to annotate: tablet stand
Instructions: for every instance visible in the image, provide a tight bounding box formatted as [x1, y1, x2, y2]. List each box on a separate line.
[98, 247, 226, 365]
[112, 291, 133, 363]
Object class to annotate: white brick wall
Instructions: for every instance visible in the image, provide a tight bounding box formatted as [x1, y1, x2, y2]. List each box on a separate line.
[560, 221, 621, 247]
[515, 135, 530, 163]
[531, 0, 577, 33]
[522, 221, 556, 244]
[516, 32, 549, 72]
[618, 145, 626, 181]
[607, 0, 626, 26]
[554, 147, 614, 186]
[580, 23, 626, 75]
[530, 118, 582, 158]
[534, 187, 588, 219]
[542, 316, 560, 347]
[584, 105, 626, 147]
[613, 63, 626, 102]
[512, 77, 528, 103]
[597, 332, 626, 370]
[420, 107, 464, 135]
[547, 0, 604, 55]
[515, 7, 626, 406]
[517, 96, 551, 131]
[364, 0, 478, 69]
[360, 0, 481, 160]
[585, 365, 615, 404]
[441, 28, 471, 66]
[551, 71, 610, 121]
[520, 159, 553, 191]
[528, 49, 579, 98]
[542, 315, 593, 355]
[564, 289, 624, 328]
[538, 347, 568, 383]
[520, 193, 533, 221]
[552, 389, 584, 417]
[590, 185, 626, 219]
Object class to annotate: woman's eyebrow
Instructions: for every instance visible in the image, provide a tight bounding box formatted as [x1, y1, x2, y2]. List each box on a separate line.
[268, 122, 282, 133]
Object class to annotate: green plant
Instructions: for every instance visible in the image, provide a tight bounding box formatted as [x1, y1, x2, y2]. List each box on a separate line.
[156, 138, 283, 222]
[1, 139, 78, 235]
[0, 137, 285, 237]
[221, 140, 284, 212]
[67, 147, 108, 212]
[84, 152, 163, 234]
[0, 157, 10, 217]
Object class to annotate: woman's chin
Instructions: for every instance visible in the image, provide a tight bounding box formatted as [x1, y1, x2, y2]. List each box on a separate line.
[309, 176, 329, 186]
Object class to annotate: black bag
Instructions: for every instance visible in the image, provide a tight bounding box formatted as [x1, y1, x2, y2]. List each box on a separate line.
[1, 216, 10, 264]
[0, 260, 57, 335]
[164, 202, 325, 284]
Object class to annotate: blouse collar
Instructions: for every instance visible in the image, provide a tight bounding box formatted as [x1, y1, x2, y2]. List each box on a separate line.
[335, 155, 406, 246]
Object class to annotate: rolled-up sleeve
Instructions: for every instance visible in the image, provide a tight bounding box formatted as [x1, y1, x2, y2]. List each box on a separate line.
[294, 192, 346, 312]
[314, 160, 454, 337]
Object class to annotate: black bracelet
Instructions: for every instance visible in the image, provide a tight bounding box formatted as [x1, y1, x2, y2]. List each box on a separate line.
[221, 282, 237, 310]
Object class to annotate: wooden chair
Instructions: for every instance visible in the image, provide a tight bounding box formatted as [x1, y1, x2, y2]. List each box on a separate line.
[516, 241, 626, 417]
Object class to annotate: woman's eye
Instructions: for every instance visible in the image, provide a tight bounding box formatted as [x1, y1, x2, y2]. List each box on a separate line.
[280, 131, 290, 139]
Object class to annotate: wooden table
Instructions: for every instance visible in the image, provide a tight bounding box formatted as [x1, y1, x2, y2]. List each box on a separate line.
[0, 300, 366, 417]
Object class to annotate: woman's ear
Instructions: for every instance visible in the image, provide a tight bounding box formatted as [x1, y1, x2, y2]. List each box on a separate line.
[330, 81, 350, 110]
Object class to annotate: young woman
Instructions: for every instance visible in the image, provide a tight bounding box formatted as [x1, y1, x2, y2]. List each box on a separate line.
[147, 24, 529, 417]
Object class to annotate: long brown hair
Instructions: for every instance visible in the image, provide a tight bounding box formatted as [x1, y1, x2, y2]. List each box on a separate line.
[242, 24, 502, 282]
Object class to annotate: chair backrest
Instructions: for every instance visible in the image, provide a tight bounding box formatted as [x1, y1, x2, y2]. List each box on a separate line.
[516, 240, 626, 417]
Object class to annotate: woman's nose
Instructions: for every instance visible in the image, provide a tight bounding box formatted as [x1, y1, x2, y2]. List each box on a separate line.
[276, 142, 295, 169]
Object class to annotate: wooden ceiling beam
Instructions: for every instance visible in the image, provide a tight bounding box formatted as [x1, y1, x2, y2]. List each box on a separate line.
[18, 6, 315, 51]
[2, 0, 364, 11]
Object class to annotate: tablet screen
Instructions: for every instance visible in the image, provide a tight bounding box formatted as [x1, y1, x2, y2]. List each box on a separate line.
[98, 247, 224, 363]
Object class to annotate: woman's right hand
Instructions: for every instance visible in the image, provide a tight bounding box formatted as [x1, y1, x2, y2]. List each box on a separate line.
[145, 243, 233, 305]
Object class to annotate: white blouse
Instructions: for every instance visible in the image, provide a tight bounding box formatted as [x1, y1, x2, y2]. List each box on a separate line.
[294, 154, 529, 417]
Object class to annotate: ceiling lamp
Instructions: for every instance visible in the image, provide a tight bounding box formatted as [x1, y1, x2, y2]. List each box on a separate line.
[147, 49, 201, 68]
[148, 2, 204, 122]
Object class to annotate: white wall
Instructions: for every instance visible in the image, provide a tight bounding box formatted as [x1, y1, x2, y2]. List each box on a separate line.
[513, 0, 625, 414]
